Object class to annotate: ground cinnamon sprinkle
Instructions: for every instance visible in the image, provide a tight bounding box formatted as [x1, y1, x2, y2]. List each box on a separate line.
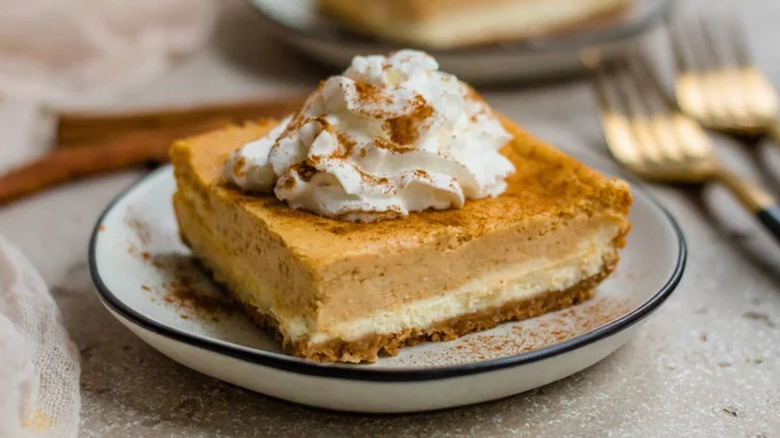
[354, 166, 390, 186]
[149, 254, 235, 322]
[126, 213, 236, 322]
[280, 163, 318, 190]
[162, 281, 234, 322]
[291, 163, 317, 183]
[373, 137, 414, 153]
[384, 95, 433, 146]
[467, 297, 629, 360]
[232, 156, 247, 178]
[124, 210, 151, 246]
[413, 169, 430, 180]
[336, 132, 357, 156]
[394, 296, 631, 367]
[128, 253, 236, 322]
[354, 82, 381, 103]
[280, 176, 295, 190]
[314, 115, 333, 132]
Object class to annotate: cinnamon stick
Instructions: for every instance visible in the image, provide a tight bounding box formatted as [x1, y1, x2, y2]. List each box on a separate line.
[0, 96, 308, 207]
[0, 119, 230, 207]
[56, 96, 305, 147]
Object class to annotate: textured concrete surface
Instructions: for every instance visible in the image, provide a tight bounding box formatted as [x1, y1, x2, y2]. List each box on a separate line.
[1, 0, 779, 436]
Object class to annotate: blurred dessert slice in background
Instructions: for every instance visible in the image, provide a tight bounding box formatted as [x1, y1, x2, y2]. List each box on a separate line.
[318, 0, 632, 49]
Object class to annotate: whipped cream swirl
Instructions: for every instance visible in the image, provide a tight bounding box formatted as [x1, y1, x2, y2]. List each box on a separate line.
[225, 50, 514, 222]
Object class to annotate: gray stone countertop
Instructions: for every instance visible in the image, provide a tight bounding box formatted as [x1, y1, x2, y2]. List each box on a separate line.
[1, 0, 778, 436]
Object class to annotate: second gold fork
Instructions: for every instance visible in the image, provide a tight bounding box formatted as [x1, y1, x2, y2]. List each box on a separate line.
[669, 15, 780, 145]
[583, 49, 780, 242]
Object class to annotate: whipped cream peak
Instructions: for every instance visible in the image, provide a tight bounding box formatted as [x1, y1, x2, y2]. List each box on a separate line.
[225, 49, 514, 222]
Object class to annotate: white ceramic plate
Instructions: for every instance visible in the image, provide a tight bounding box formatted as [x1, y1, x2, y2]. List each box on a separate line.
[247, 0, 673, 83]
[89, 150, 685, 413]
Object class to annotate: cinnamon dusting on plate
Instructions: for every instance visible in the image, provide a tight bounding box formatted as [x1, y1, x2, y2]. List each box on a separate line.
[161, 274, 234, 322]
[124, 209, 151, 246]
[125, 210, 236, 322]
[395, 295, 631, 367]
[457, 296, 629, 361]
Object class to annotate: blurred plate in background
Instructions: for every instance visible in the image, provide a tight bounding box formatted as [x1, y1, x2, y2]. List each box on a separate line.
[248, 0, 673, 83]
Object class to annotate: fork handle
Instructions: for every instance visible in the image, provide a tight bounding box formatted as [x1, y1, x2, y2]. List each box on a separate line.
[769, 120, 780, 147]
[714, 169, 780, 242]
[757, 207, 780, 240]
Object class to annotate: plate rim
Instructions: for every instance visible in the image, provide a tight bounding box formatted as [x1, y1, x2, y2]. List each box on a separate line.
[246, 0, 675, 56]
[89, 165, 686, 382]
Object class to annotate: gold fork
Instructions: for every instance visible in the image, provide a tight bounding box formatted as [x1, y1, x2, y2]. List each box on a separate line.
[582, 49, 780, 242]
[668, 16, 780, 143]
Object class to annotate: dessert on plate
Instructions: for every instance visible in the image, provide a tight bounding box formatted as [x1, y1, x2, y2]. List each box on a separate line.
[317, 0, 632, 49]
[170, 50, 631, 363]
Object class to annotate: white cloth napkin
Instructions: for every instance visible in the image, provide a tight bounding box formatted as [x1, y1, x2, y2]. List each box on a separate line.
[0, 234, 80, 438]
[0, 1, 218, 436]
[0, 0, 217, 106]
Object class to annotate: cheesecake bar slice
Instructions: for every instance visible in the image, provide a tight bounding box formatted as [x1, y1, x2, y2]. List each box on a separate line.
[171, 117, 631, 363]
[318, 0, 631, 49]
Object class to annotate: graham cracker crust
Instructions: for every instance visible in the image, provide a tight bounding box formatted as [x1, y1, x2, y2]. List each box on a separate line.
[186, 233, 617, 363]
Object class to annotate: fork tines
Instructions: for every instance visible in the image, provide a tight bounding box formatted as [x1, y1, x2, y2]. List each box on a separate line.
[667, 12, 778, 133]
[583, 49, 713, 176]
